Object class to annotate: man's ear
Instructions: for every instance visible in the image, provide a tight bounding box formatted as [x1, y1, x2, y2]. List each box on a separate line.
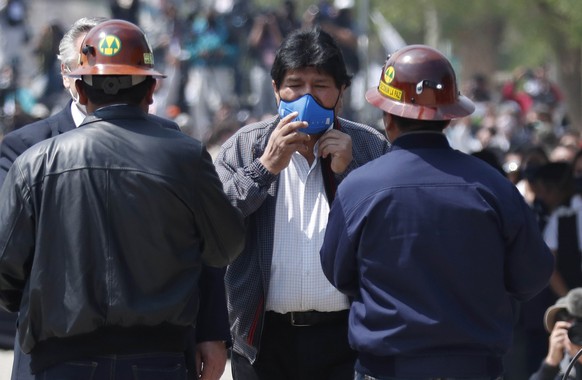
[75, 80, 89, 105]
[335, 85, 346, 114]
[383, 112, 400, 143]
[272, 80, 280, 105]
[145, 79, 156, 105]
[61, 63, 70, 89]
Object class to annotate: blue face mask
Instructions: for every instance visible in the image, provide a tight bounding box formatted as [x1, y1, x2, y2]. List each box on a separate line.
[278, 93, 334, 135]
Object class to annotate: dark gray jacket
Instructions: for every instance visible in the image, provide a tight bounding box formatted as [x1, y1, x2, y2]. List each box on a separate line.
[0, 105, 245, 371]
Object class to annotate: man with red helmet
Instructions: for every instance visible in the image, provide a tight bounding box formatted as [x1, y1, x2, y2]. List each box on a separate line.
[320, 45, 554, 379]
[0, 19, 245, 379]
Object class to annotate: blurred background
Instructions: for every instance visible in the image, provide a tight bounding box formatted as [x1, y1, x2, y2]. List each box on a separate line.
[1, 1, 581, 379]
[0, 0, 580, 147]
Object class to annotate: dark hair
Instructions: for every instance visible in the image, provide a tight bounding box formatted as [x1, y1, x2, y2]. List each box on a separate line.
[471, 148, 505, 176]
[390, 113, 450, 132]
[531, 161, 573, 192]
[271, 27, 351, 90]
[79, 76, 156, 106]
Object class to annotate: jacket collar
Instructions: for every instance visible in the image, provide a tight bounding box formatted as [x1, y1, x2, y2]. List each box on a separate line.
[80, 104, 149, 127]
[391, 131, 452, 151]
[49, 100, 76, 137]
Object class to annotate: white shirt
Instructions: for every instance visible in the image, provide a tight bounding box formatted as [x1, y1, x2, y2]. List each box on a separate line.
[70, 101, 86, 127]
[266, 145, 349, 313]
[543, 197, 582, 252]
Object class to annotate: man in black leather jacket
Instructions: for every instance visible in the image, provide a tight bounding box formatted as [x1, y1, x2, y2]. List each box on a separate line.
[0, 17, 236, 380]
[0, 19, 245, 379]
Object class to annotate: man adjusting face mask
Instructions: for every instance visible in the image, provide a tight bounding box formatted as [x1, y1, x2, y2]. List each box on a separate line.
[278, 93, 335, 135]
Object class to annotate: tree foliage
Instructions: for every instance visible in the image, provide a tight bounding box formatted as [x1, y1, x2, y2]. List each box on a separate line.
[252, 0, 582, 127]
[366, 0, 582, 126]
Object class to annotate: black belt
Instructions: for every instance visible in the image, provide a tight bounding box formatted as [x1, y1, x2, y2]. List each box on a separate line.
[267, 310, 349, 327]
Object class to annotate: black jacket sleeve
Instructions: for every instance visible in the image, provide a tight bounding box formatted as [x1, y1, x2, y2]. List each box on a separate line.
[194, 147, 245, 267]
[195, 266, 231, 344]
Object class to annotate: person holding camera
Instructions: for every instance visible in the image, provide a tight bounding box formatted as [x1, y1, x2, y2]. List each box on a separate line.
[530, 288, 582, 380]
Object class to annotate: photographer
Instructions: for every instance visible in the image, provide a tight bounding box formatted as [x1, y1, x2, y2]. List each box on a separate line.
[530, 288, 582, 380]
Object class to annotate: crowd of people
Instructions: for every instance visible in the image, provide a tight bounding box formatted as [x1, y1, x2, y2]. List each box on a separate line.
[0, 0, 580, 380]
[0, 0, 365, 144]
[0, 1, 577, 161]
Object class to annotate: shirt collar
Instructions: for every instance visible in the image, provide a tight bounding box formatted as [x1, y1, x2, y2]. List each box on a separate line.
[70, 101, 86, 127]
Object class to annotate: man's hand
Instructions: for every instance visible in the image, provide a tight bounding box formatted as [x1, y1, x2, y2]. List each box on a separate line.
[195, 341, 228, 380]
[545, 320, 570, 366]
[318, 129, 353, 174]
[259, 112, 310, 175]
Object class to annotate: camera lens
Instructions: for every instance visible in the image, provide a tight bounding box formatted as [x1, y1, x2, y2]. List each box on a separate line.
[568, 322, 582, 346]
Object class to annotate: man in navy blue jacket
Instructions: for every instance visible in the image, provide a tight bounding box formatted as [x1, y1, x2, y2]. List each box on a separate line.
[320, 45, 554, 380]
[0, 17, 231, 380]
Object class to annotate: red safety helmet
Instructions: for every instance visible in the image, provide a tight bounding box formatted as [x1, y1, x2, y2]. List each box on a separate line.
[67, 19, 164, 78]
[366, 45, 474, 120]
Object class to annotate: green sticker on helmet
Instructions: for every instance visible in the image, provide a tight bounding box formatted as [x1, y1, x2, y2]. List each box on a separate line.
[143, 53, 154, 65]
[99, 35, 121, 56]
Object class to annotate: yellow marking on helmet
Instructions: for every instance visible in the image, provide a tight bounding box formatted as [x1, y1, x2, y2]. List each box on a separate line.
[384, 66, 395, 84]
[379, 82, 402, 101]
[143, 53, 154, 65]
